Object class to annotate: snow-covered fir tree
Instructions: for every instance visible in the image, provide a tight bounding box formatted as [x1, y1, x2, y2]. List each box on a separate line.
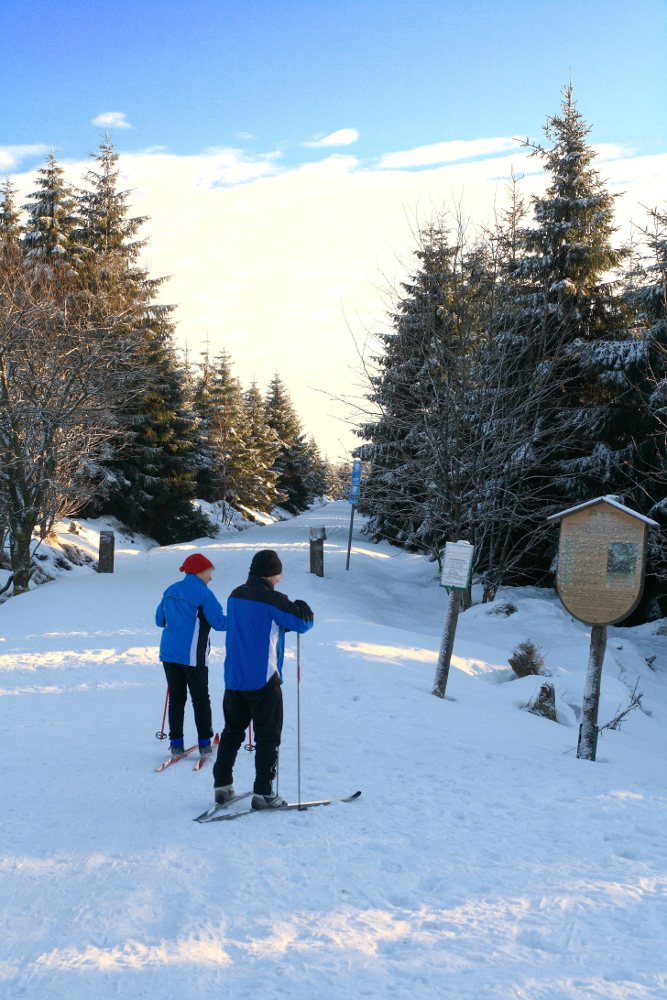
[493, 85, 667, 603]
[22, 151, 80, 260]
[77, 134, 148, 259]
[303, 436, 332, 501]
[77, 136, 210, 543]
[241, 381, 282, 511]
[0, 178, 21, 244]
[356, 91, 666, 617]
[357, 227, 442, 549]
[358, 221, 481, 555]
[201, 351, 253, 517]
[622, 206, 667, 616]
[264, 375, 312, 513]
[191, 347, 222, 503]
[468, 182, 572, 597]
[517, 84, 630, 501]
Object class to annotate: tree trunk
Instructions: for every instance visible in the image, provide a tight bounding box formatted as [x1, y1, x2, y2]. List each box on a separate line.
[9, 513, 37, 594]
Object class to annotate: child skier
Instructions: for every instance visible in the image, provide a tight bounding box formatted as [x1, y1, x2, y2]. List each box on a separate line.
[155, 553, 227, 758]
[212, 549, 314, 809]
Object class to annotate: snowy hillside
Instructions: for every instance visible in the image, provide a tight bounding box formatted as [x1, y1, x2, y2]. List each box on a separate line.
[1, 501, 665, 1000]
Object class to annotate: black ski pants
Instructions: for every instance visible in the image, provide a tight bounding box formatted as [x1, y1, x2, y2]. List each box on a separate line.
[213, 674, 283, 795]
[162, 662, 213, 743]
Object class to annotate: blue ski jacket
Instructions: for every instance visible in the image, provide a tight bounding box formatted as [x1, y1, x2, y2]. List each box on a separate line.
[155, 574, 227, 668]
[224, 575, 314, 690]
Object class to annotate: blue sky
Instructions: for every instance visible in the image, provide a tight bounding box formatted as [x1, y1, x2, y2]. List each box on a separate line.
[2, 0, 665, 169]
[1, 1, 666, 459]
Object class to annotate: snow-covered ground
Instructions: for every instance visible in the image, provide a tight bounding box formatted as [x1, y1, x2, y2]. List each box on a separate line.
[1, 501, 665, 1000]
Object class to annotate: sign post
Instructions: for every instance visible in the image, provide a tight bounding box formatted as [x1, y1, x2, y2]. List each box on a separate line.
[98, 530, 115, 573]
[432, 540, 474, 699]
[547, 496, 657, 760]
[345, 459, 362, 571]
[309, 527, 326, 577]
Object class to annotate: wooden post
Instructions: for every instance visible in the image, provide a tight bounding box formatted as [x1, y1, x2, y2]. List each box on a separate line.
[432, 588, 461, 699]
[309, 527, 326, 577]
[98, 530, 115, 573]
[577, 624, 607, 760]
[432, 540, 474, 699]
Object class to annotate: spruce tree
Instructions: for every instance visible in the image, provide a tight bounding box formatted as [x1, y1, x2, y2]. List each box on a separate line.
[111, 336, 210, 544]
[476, 83, 667, 611]
[22, 151, 80, 259]
[204, 351, 253, 517]
[303, 437, 331, 502]
[264, 375, 311, 513]
[78, 136, 211, 542]
[0, 178, 21, 244]
[623, 207, 667, 617]
[518, 84, 631, 504]
[77, 133, 147, 258]
[241, 381, 282, 511]
[358, 223, 469, 552]
[192, 347, 222, 503]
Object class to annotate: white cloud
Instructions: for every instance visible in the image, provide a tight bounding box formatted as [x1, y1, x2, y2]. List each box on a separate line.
[307, 128, 360, 148]
[378, 136, 520, 170]
[0, 144, 50, 171]
[592, 142, 636, 162]
[91, 111, 132, 130]
[195, 147, 283, 188]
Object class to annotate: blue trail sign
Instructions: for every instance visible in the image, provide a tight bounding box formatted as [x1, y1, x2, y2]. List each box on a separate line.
[349, 458, 362, 506]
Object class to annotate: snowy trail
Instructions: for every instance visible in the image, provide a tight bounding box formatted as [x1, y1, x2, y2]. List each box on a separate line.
[1, 502, 666, 999]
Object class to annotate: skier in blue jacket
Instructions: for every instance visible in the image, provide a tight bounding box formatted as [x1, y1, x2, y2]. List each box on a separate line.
[155, 553, 227, 758]
[212, 549, 314, 809]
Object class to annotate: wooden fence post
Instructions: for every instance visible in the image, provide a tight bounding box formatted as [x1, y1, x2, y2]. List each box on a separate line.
[309, 527, 326, 577]
[98, 531, 115, 573]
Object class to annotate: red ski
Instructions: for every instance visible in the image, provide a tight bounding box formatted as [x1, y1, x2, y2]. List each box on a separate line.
[154, 743, 198, 772]
[193, 732, 220, 771]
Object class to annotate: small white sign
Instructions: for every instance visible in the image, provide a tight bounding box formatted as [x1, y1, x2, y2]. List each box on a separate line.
[440, 540, 474, 589]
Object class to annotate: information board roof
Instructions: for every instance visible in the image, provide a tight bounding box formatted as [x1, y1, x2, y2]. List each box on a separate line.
[547, 496, 659, 528]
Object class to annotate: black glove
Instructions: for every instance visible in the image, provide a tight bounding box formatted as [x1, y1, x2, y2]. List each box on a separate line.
[293, 599, 314, 623]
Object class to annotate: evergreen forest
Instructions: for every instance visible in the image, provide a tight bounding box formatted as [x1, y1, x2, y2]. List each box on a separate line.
[0, 138, 341, 597]
[356, 87, 666, 621]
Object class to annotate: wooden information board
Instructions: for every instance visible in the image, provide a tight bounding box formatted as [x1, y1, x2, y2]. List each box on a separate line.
[554, 502, 648, 625]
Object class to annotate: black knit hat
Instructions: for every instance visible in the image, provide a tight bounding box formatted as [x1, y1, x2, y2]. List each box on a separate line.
[249, 549, 283, 578]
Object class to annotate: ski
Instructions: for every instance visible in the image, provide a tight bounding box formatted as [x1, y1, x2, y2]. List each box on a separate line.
[154, 743, 198, 772]
[199, 790, 362, 822]
[193, 791, 254, 822]
[192, 733, 220, 771]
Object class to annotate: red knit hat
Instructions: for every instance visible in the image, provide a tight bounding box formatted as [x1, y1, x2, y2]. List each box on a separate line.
[179, 553, 214, 574]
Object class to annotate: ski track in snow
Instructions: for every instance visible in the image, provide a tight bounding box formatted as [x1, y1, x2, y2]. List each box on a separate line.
[0, 501, 666, 999]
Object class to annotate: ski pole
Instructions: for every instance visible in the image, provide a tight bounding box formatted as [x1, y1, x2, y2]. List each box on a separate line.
[156, 688, 169, 740]
[297, 633, 303, 809]
[244, 721, 255, 752]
